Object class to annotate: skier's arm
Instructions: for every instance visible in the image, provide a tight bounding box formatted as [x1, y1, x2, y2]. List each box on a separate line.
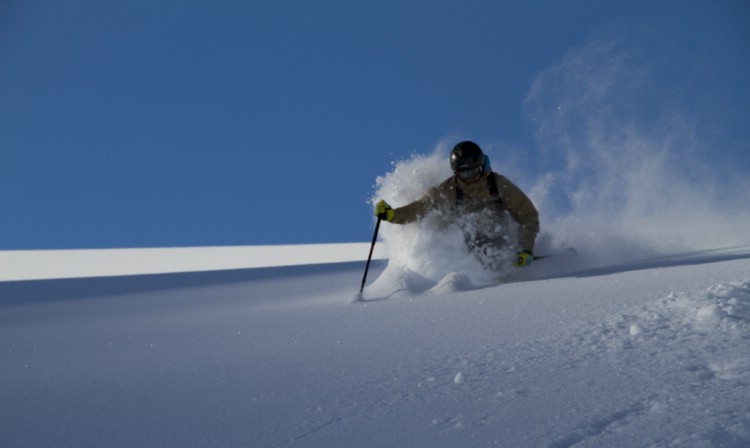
[375, 186, 442, 225]
[390, 196, 434, 224]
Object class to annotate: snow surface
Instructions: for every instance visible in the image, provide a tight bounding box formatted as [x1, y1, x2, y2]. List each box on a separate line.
[0, 243, 386, 281]
[2, 245, 750, 448]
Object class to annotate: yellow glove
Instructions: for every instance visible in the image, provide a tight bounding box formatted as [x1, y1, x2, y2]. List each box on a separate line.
[375, 200, 395, 222]
[515, 250, 534, 267]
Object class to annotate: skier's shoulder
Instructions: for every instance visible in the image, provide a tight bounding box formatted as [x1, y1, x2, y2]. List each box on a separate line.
[490, 171, 521, 191]
[489, 171, 510, 184]
[412, 176, 455, 204]
[490, 171, 536, 212]
[435, 176, 457, 192]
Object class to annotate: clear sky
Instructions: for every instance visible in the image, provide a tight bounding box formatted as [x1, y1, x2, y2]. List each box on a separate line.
[1, 0, 748, 250]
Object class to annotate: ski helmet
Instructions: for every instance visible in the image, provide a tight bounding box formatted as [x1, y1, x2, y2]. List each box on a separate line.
[450, 141, 485, 181]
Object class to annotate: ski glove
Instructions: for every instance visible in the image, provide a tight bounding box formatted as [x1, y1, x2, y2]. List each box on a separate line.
[375, 199, 395, 222]
[515, 250, 534, 267]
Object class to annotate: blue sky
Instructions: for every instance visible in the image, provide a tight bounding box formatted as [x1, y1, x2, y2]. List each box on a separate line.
[1, 0, 748, 250]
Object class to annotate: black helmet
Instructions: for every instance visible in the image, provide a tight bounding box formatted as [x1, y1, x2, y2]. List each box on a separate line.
[450, 141, 485, 172]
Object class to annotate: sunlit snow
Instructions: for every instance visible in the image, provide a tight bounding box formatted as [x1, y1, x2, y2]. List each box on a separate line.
[2, 244, 750, 447]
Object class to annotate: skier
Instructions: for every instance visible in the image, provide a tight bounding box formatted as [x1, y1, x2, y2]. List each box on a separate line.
[375, 141, 540, 268]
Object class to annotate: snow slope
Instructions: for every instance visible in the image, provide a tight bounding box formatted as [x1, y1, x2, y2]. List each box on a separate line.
[0, 243, 386, 281]
[2, 245, 750, 448]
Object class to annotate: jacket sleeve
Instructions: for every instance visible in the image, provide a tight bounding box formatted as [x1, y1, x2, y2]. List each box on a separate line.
[390, 179, 453, 224]
[391, 188, 439, 224]
[498, 176, 540, 251]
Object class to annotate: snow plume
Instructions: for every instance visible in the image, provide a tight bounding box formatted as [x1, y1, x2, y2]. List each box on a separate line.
[371, 143, 502, 288]
[370, 35, 750, 290]
[524, 36, 750, 260]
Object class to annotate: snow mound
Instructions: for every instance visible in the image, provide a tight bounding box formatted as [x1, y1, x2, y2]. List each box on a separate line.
[361, 267, 485, 301]
[556, 279, 750, 446]
[426, 272, 477, 295]
[360, 264, 435, 300]
[576, 280, 750, 359]
[627, 280, 750, 338]
[701, 281, 750, 324]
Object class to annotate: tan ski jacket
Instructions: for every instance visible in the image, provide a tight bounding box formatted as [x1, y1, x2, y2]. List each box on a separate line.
[391, 171, 539, 252]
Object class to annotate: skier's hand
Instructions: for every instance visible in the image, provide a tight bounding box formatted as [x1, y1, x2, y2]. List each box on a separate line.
[515, 250, 534, 267]
[375, 200, 395, 222]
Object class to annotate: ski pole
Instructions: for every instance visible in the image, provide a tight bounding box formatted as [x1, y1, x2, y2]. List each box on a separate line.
[359, 217, 381, 294]
[533, 247, 578, 261]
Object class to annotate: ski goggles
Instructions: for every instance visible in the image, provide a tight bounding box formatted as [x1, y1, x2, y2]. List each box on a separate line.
[455, 165, 483, 182]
